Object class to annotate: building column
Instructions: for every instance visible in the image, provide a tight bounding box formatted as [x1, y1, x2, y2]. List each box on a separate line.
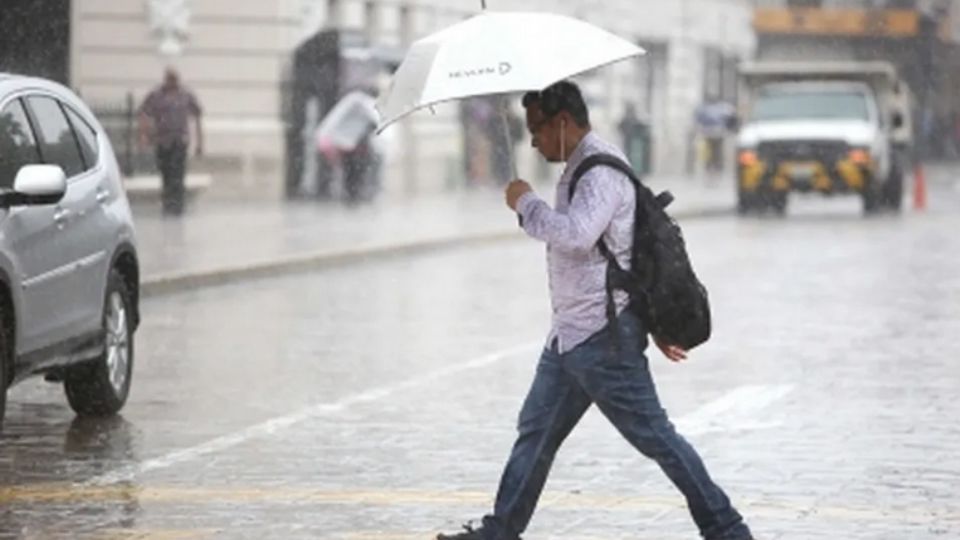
[364, 1, 381, 41]
[663, 0, 702, 176]
[398, 3, 419, 195]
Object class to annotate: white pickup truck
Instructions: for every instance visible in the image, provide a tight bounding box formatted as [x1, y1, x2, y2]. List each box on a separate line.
[735, 61, 913, 215]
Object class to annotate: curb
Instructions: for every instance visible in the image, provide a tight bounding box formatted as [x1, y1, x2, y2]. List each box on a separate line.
[141, 230, 523, 298]
[141, 205, 733, 298]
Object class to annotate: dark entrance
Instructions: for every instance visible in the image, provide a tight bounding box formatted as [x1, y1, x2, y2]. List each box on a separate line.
[0, 0, 72, 84]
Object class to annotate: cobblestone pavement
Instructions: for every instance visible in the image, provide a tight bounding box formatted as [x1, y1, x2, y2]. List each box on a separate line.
[2, 175, 960, 539]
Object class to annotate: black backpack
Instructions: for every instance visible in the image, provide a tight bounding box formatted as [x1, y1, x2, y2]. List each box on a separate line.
[570, 154, 711, 350]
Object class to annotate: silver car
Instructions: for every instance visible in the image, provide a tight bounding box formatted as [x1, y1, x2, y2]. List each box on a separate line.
[0, 74, 140, 427]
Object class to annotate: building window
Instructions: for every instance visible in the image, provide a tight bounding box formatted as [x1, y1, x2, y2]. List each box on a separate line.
[327, 0, 341, 27]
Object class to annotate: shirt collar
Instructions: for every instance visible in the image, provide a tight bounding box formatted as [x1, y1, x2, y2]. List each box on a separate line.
[561, 131, 597, 180]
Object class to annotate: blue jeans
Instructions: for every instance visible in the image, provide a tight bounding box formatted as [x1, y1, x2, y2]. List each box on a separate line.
[482, 309, 751, 539]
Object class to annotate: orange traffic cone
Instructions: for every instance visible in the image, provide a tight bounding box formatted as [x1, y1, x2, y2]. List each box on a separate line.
[913, 163, 927, 211]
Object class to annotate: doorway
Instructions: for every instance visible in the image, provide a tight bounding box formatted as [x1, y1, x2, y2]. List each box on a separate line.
[0, 0, 72, 84]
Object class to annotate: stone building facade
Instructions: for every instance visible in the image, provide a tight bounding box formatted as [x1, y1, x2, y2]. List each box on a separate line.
[56, 0, 755, 195]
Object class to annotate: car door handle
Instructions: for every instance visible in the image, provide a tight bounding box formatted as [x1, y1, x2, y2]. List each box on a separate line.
[96, 188, 110, 204]
[53, 208, 72, 225]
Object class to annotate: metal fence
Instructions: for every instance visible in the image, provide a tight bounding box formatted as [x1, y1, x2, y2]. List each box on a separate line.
[89, 93, 155, 176]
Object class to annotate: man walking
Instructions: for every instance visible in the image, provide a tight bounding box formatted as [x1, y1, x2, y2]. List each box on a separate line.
[138, 67, 203, 215]
[437, 81, 752, 540]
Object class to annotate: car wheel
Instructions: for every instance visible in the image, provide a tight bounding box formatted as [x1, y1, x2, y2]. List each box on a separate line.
[0, 314, 8, 430]
[64, 269, 134, 416]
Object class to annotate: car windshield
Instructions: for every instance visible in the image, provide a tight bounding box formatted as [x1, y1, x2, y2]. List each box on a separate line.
[750, 90, 871, 122]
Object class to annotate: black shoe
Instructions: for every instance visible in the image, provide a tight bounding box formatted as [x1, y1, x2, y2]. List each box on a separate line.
[436, 522, 521, 540]
[436, 523, 485, 540]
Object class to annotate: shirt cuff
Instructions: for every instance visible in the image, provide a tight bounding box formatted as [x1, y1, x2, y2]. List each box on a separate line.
[515, 191, 540, 220]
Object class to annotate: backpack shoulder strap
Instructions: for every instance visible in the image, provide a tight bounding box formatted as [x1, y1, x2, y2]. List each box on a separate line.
[567, 154, 642, 271]
[569, 154, 639, 202]
[568, 154, 641, 344]
[569, 153, 675, 210]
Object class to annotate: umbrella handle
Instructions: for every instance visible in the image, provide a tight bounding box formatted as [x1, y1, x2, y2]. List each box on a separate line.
[499, 101, 518, 180]
[499, 100, 523, 227]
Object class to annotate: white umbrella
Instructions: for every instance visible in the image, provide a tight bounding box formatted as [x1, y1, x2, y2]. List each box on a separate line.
[316, 90, 379, 152]
[375, 11, 645, 133]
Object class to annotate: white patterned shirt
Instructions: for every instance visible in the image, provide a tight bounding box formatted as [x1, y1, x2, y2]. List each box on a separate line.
[516, 131, 636, 353]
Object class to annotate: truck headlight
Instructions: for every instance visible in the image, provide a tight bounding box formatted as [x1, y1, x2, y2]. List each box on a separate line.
[847, 148, 871, 165]
[738, 149, 759, 166]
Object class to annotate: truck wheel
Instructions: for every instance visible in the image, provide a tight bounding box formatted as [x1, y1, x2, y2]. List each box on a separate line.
[883, 165, 904, 211]
[861, 191, 882, 214]
[64, 270, 134, 416]
[861, 174, 883, 214]
[737, 189, 756, 215]
[771, 192, 788, 215]
[861, 186, 883, 214]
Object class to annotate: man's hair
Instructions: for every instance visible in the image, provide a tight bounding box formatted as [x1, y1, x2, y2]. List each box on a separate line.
[522, 81, 590, 128]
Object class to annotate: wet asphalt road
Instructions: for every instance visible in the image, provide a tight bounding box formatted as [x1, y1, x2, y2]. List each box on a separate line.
[2, 180, 960, 539]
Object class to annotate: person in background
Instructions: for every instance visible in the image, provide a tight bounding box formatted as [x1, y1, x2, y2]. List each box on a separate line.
[460, 97, 495, 185]
[487, 95, 525, 186]
[138, 67, 203, 215]
[694, 95, 735, 175]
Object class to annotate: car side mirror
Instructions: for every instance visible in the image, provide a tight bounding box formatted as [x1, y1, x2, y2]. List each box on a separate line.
[1, 165, 67, 207]
[892, 112, 904, 130]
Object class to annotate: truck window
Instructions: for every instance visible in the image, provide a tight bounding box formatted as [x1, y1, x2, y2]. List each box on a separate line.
[750, 91, 870, 122]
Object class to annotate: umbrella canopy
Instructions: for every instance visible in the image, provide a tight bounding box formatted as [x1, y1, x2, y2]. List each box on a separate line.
[376, 11, 645, 132]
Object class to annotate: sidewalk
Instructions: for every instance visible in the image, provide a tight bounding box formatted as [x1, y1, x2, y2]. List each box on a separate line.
[133, 176, 735, 297]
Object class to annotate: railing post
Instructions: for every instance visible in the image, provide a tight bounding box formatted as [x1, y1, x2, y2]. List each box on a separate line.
[124, 92, 135, 176]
